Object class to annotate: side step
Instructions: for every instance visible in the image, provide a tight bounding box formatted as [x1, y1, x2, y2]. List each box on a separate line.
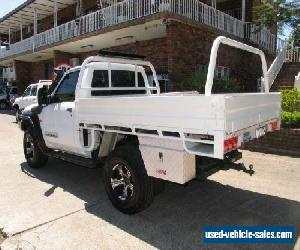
[49, 151, 97, 168]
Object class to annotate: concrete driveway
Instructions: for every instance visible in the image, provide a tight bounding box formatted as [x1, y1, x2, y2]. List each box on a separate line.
[0, 111, 299, 250]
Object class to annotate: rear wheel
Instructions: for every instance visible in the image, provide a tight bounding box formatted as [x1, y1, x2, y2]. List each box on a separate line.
[23, 131, 48, 169]
[103, 145, 154, 214]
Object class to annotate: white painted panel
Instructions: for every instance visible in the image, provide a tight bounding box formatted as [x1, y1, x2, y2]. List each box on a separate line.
[224, 93, 281, 133]
[139, 138, 196, 184]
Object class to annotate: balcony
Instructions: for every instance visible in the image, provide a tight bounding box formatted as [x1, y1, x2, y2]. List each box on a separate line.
[0, 0, 277, 61]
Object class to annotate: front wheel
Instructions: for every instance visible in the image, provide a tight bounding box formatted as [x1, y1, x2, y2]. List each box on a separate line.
[23, 131, 48, 169]
[103, 145, 154, 214]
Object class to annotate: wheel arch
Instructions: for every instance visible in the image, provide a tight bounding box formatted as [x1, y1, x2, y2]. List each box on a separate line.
[13, 104, 19, 110]
[21, 114, 48, 153]
[98, 132, 139, 159]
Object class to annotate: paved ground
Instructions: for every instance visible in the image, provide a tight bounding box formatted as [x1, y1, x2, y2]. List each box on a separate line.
[0, 111, 299, 250]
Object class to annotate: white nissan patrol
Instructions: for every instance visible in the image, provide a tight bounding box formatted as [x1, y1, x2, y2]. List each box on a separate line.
[20, 37, 281, 214]
[13, 80, 52, 121]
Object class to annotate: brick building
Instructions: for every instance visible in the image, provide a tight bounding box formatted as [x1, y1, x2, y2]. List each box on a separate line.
[0, 0, 279, 93]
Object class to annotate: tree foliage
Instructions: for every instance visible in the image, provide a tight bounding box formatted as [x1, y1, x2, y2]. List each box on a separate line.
[254, 0, 300, 44]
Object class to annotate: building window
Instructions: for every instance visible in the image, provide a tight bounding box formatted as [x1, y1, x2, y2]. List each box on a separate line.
[215, 66, 230, 81]
[223, 8, 242, 20]
[148, 73, 169, 93]
[198, 64, 230, 81]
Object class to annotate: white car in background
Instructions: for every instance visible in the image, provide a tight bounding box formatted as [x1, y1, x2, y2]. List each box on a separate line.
[13, 80, 52, 121]
[0, 88, 8, 110]
[8, 86, 19, 107]
[295, 72, 300, 88]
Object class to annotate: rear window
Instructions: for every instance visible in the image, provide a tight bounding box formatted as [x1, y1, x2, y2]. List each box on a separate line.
[111, 70, 135, 88]
[92, 70, 109, 88]
[91, 70, 147, 96]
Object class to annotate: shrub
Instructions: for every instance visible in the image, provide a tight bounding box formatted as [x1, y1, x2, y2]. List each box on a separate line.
[281, 111, 300, 128]
[183, 67, 241, 94]
[281, 88, 300, 112]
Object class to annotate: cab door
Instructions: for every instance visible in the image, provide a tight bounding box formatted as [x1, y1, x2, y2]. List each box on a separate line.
[28, 85, 38, 106]
[40, 70, 80, 153]
[19, 86, 31, 110]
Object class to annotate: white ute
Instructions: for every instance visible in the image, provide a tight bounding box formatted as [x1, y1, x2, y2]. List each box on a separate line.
[21, 37, 281, 214]
[13, 80, 52, 121]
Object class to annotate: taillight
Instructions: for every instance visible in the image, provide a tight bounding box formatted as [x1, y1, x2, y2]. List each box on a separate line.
[271, 121, 278, 130]
[224, 136, 238, 153]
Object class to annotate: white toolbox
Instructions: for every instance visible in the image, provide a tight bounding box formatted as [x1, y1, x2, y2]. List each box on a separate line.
[139, 137, 196, 184]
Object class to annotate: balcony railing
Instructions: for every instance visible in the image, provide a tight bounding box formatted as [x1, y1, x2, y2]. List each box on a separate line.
[0, 0, 277, 60]
[244, 23, 277, 54]
[286, 46, 300, 63]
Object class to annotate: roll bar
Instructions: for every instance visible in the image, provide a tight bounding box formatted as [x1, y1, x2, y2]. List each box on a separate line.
[205, 36, 269, 96]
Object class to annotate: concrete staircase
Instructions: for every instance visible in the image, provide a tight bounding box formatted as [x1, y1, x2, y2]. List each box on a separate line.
[243, 129, 300, 157]
[271, 62, 300, 91]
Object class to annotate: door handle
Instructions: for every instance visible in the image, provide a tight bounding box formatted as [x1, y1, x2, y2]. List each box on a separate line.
[66, 108, 73, 113]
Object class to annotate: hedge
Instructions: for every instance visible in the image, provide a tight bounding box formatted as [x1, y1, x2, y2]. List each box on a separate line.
[281, 88, 300, 112]
[281, 111, 300, 128]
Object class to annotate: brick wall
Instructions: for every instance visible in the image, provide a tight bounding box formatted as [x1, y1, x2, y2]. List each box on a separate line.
[166, 20, 264, 92]
[78, 37, 169, 74]
[14, 60, 32, 93]
[15, 59, 53, 92]
[243, 129, 300, 157]
[53, 50, 77, 67]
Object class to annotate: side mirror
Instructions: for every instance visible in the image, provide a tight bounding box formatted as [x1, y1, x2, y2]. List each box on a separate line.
[37, 86, 48, 106]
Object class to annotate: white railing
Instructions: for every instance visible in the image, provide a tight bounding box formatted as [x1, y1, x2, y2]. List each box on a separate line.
[0, 0, 276, 60]
[286, 46, 300, 63]
[0, 36, 34, 59]
[267, 39, 288, 89]
[166, 0, 245, 38]
[244, 23, 276, 53]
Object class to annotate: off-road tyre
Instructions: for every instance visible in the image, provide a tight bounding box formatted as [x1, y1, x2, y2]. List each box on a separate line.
[23, 131, 48, 169]
[103, 145, 154, 214]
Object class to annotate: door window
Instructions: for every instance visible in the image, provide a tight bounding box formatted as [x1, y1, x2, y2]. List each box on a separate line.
[54, 70, 80, 102]
[30, 86, 38, 96]
[23, 87, 31, 97]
